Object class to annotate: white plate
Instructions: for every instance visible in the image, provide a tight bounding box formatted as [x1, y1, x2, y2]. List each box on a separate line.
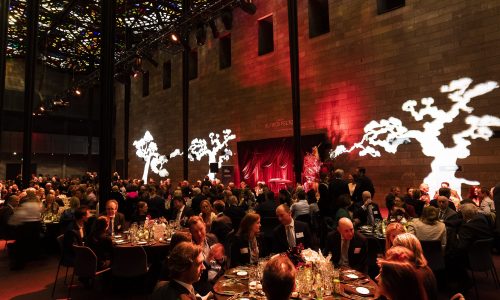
[346, 273, 359, 279]
[114, 239, 125, 243]
[236, 271, 248, 277]
[113, 235, 122, 238]
[137, 241, 147, 245]
[356, 287, 370, 295]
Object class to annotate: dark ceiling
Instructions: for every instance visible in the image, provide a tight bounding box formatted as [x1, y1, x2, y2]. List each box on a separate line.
[6, 0, 215, 73]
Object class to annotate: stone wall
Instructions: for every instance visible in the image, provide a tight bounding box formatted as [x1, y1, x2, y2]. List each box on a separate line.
[116, 0, 500, 204]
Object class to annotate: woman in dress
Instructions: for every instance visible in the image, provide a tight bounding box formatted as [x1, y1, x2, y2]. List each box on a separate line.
[230, 213, 262, 267]
[199, 200, 217, 231]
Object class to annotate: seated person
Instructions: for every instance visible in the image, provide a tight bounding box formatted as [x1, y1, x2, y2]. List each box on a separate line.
[290, 190, 310, 219]
[63, 206, 91, 264]
[130, 201, 148, 225]
[210, 200, 233, 244]
[384, 222, 406, 252]
[152, 242, 206, 299]
[188, 216, 225, 292]
[42, 194, 60, 216]
[436, 196, 458, 223]
[262, 256, 297, 300]
[230, 213, 263, 267]
[169, 195, 194, 227]
[407, 206, 447, 249]
[384, 246, 438, 300]
[389, 196, 416, 221]
[325, 217, 368, 272]
[353, 191, 382, 227]
[272, 204, 312, 253]
[333, 194, 353, 230]
[0, 195, 19, 240]
[376, 260, 428, 300]
[101, 199, 126, 235]
[429, 187, 457, 211]
[86, 216, 113, 270]
[199, 200, 217, 231]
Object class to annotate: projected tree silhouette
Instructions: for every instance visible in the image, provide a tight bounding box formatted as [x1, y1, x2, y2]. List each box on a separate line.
[331, 78, 500, 197]
[133, 131, 182, 182]
[188, 129, 236, 179]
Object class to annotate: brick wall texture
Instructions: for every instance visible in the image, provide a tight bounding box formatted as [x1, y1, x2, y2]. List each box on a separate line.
[116, 0, 500, 204]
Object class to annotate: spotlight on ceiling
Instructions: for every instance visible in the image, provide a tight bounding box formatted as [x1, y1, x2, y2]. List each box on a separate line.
[220, 8, 233, 30]
[74, 87, 82, 96]
[171, 33, 179, 42]
[208, 19, 219, 39]
[239, 0, 257, 15]
[195, 23, 207, 46]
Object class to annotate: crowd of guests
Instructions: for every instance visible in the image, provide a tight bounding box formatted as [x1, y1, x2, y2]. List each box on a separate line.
[1, 168, 500, 299]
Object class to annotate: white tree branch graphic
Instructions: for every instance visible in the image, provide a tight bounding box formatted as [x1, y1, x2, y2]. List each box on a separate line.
[330, 78, 499, 196]
[133, 131, 182, 182]
[188, 129, 236, 179]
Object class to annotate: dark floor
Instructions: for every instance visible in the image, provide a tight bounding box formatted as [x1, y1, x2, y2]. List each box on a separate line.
[1, 238, 500, 300]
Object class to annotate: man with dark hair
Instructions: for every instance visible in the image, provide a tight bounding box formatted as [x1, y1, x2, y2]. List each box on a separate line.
[352, 167, 375, 204]
[262, 256, 296, 300]
[63, 206, 91, 266]
[385, 186, 400, 212]
[170, 195, 194, 227]
[328, 169, 350, 215]
[152, 242, 205, 300]
[210, 200, 233, 243]
[273, 204, 312, 253]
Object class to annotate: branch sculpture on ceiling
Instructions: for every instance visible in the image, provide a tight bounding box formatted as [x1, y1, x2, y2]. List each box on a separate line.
[133, 131, 182, 182]
[188, 129, 237, 180]
[330, 78, 500, 197]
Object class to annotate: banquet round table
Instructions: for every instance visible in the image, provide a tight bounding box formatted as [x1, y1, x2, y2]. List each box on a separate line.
[213, 266, 378, 300]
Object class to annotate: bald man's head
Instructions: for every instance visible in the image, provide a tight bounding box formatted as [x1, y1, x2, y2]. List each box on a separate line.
[338, 217, 354, 240]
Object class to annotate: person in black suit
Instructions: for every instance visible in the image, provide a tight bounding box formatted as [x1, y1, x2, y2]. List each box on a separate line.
[352, 191, 382, 227]
[325, 217, 368, 272]
[328, 169, 350, 216]
[0, 195, 19, 240]
[255, 191, 278, 218]
[152, 242, 205, 299]
[436, 196, 459, 223]
[223, 196, 245, 230]
[352, 167, 375, 204]
[272, 204, 312, 253]
[86, 216, 113, 270]
[190, 187, 206, 216]
[210, 200, 233, 244]
[147, 186, 166, 219]
[102, 199, 127, 235]
[63, 206, 91, 266]
[170, 195, 194, 227]
[230, 213, 264, 267]
[384, 186, 401, 212]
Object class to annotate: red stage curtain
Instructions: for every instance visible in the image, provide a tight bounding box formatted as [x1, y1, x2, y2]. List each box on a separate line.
[237, 134, 325, 191]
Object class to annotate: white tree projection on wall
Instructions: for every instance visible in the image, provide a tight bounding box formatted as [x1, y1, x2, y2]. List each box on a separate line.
[188, 129, 236, 180]
[133, 131, 182, 182]
[330, 78, 500, 197]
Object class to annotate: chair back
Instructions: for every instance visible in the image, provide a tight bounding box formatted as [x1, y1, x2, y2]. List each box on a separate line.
[57, 234, 74, 266]
[73, 245, 98, 278]
[467, 238, 494, 272]
[366, 237, 382, 278]
[112, 246, 148, 277]
[420, 240, 445, 271]
[295, 214, 311, 226]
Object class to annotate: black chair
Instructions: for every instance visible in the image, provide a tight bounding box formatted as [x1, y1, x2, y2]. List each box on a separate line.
[467, 238, 500, 299]
[112, 246, 149, 278]
[420, 240, 445, 272]
[260, 217, 280, 255]
[51, 234, 74, 297]
[68, 245, 110, 298]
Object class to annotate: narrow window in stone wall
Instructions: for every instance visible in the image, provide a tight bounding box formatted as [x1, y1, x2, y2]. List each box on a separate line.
[163, 61, 171, 89]
[258, 15, 274, 56]
[189, 50, 198, 80]
[219, 34, 231, 70]
[309, 0, 330, 38]
[142, 71, 149, 97]
[377, 0, 405, 15]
